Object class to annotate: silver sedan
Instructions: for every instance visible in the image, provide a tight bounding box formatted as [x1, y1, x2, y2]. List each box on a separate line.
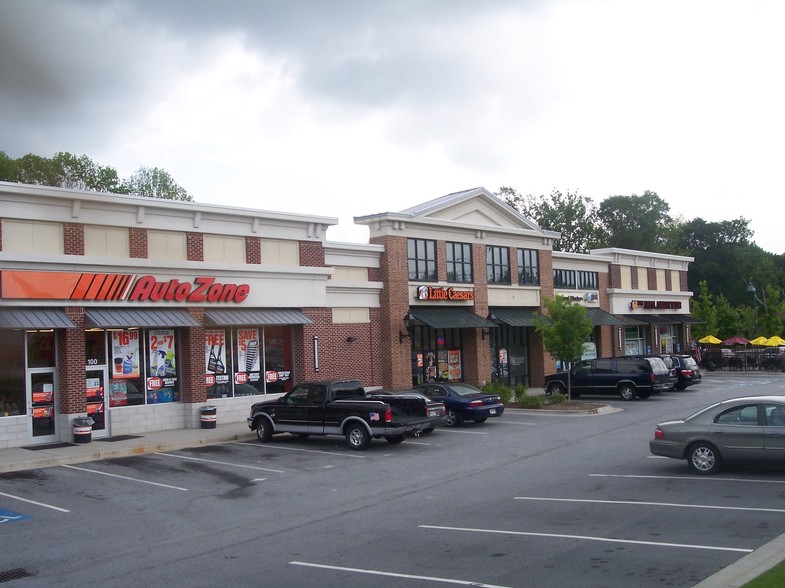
[649, 395, 785, 475]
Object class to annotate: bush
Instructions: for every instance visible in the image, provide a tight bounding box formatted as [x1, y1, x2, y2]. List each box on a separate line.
[549, 392, 567, 404]
[516, 395, 544, 408]
[513, 383, 529, 401]
[481, 381, 513, 404]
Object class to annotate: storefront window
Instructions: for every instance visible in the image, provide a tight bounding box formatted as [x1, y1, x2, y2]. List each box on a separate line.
[85, 330, 106, 366]
[263, 326, 293, 394]
[410, 325, 463, 385]
[0, 330, 25, 417]
[27, 331, 56, 368]
[624, 326, 645, 355]
[489, 324, 530, 388]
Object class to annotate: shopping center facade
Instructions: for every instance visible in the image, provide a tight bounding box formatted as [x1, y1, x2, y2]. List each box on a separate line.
[0, 183, 696, 448]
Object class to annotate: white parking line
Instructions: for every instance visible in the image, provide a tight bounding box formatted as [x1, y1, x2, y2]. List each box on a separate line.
[491, 421, 538, 426]
[0, 491, 70, 513]
[436, 429, 489, 435]
[62, 464, 189, 491]
[234, 441, 367, 458]
[289, 561, 512, 588]
[155, 452, 285, 473]
[514, 496, 785, 513]
[418, 525, 752, 553]
[590, 473, 785, 484]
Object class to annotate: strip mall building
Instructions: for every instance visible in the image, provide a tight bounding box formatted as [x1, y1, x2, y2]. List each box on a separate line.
[0, 183, 696, 448]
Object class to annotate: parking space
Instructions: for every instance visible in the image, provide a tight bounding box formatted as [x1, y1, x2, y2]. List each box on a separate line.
[4, 376, 785, 586]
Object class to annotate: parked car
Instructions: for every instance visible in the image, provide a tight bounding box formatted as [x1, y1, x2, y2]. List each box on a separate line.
[247, 379, 447, 450]
[413, 382, 504, 427]
[543, 356, 672, 401]
[667, 354, 702, 390]
[701, 348, 741, 370]
[650, 395, 785, 474]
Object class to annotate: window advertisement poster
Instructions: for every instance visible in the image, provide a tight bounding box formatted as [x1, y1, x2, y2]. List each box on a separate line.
[111, 330, 140, 379]
[149, 329, 176, 377]
[205, 329, 229, 385]
[237, 328, 260, 375]
[448, 349, 462, 381]
[147, 329, 177, 403]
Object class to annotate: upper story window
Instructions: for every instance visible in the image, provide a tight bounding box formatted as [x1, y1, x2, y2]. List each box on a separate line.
[446, 242, 472, 283]
[486, 245, 510, 284]
[517, 248, 539, 285]
[553, 269, 576, 289]
[577, 270, 599, 290]
[408, 238, 437, 281]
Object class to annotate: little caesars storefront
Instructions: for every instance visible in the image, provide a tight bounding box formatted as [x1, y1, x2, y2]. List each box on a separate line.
[0, 269, 309, 447]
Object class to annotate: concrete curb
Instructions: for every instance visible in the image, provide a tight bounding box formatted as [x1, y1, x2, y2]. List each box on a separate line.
[505, 404, 621, 416]
[693, 531, 785, 588]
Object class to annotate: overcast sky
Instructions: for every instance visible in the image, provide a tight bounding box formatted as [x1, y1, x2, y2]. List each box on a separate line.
[1, 0, 783, 254]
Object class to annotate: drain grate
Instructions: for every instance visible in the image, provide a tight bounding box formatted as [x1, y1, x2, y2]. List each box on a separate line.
[0, 568, 35, 583]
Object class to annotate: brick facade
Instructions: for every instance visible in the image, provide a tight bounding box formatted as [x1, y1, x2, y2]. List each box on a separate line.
[300, 241, 325, 267]
[64, 222, 84, 255]
[246, 236, 261, 264]
[187, 232, 204, 261]
[130, 228, 147, 258]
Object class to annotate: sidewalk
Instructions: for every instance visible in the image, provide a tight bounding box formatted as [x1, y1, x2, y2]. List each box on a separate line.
[0, 421, 255, 474]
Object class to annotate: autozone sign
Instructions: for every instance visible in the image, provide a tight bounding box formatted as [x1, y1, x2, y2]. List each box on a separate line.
[1, 271, 250, 303]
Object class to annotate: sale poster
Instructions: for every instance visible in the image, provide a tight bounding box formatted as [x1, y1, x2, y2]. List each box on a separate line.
[149, 329, 176, 377]
[237, 328, 260, 373]
[205, 329, 227, 375]
[111, 330, 140, 379]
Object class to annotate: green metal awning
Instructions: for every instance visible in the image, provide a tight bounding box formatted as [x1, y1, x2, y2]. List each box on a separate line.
[0, 308, 76, 329]
[488, 308, 540, 327]
[585, 308, 628, 326]
[407, 307, 496, 329]
[85, 308, 201, 328]
[670, 314, 705, 324]
[623, 314, 677, 325]
[205, 309, 312, 326]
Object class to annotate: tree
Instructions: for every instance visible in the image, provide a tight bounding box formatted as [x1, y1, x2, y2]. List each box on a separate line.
[532, 295, 594, 401]
[0, 151, 191, 201]
[596, 191, 673, 252]
[121, 166, 192, 201]
[497, 186, 604, 253]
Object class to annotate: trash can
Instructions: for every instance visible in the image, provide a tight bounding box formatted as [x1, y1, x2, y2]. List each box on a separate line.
[73, 416, 95, 443]
[200, 405, 217, 429]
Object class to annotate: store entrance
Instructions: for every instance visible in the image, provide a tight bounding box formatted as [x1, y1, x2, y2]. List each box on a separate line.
[86, 367, 108, 438]
[29, 370, 57, 443]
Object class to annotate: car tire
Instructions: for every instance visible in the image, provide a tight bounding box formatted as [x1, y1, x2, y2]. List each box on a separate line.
[618, 384, 637, 401]
[547, 382, 566, 395]
[345, 423, 371, 450]
[255, 418, 273, 443]
[446, 409, 462, 427]
[474, 417, 488, 423]
[384, 435, 405, 444]
[688, 442, 721, 475]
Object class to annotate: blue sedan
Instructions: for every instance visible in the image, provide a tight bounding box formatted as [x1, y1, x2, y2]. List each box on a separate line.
[414, 383, 504, 427]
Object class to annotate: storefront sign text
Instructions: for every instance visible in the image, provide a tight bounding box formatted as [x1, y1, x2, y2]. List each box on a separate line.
[630, 300, 682, 310]
[129, 276, 249, 303]
[416, 286, 474, 301]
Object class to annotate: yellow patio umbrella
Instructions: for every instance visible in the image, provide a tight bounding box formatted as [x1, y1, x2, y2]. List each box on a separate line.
[765, 335, 785, 347]
[698, 335, 722, 344]
[749, 336, 769, 346]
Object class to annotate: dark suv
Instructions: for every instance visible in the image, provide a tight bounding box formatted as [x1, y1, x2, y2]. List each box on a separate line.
[543, 356, 672, 401]
[664, 354, 702, 390]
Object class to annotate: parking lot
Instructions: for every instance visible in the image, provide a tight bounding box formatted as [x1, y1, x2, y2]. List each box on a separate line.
[3, 372, 785, 587]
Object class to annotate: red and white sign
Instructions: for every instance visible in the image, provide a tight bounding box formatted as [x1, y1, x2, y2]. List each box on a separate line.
[265, 371, 279, 383]
[146, 377, 163, 390]
[235, 372, 249, 385]
[205, 374, 216, 386]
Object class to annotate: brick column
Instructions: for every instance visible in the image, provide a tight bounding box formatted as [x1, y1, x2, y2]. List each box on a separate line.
[183, 308, 206, 403]
[59, 308, 86, 415]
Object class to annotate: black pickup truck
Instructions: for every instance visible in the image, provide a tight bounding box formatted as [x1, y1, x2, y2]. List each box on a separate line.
[247, 380, 448, 450]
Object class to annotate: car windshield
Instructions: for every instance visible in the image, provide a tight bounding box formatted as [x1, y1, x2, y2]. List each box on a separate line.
[447, 383, 483, 396]
[647, 357, 668, 373]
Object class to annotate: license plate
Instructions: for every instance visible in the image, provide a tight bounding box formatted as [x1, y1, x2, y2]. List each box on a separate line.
[489, 408, 496, 415]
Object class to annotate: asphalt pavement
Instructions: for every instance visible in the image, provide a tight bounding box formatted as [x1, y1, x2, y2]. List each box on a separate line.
[2, 382, 785, 587]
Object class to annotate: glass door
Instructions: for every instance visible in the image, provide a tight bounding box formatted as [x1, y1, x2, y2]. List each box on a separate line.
[86, 367, 108, 438]
[29, 371, 57, 442]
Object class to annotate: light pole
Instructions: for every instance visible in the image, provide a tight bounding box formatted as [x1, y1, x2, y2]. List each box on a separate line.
[747, 278, 761, 336]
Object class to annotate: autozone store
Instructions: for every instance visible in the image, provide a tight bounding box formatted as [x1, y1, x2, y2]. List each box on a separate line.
[0, 182, 382, 448]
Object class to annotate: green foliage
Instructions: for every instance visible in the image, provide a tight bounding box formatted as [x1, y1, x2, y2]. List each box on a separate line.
[497, 186, 604, 253]
[549, 392, 567, 404]
[596, 191, 673, 252]
[516, 395, 544, 408]
[513, 383, 528, 401]
[0, 151, 191, 201]
[481, 381, 513, 404]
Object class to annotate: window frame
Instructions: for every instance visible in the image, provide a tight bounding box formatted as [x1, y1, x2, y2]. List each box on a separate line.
[408, 238, 437, 282]
[446, 241, 473, 283]
[486, 245, 511, 285]
[517, 248, 540, 286]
